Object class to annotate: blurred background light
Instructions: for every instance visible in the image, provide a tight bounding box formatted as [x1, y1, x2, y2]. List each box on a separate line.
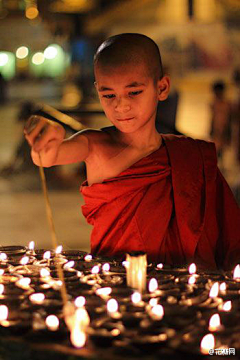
[44, 45, 58, 60]
[16, 46, 29, 59]
[32, 52, 44, 65]
[25, 5, 39, 20]
[0, 52, 15, 79]
[0, 53, 9, 67]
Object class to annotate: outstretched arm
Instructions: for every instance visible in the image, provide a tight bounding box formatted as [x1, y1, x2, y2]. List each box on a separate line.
[24, 116, 90, 167]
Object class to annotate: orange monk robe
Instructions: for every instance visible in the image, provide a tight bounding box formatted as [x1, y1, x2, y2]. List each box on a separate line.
[80, 135, 240, 270]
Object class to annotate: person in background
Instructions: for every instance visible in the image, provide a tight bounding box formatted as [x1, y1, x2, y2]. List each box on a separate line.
[0, 73, 7, 104]
[209, 80, 231, 168]
[24, 33, 240, 270]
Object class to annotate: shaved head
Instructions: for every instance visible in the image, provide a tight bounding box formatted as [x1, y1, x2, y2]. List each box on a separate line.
[94, 33, 163, 83]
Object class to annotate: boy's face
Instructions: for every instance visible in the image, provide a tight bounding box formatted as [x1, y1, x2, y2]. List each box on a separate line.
[94, 63, 169, 134]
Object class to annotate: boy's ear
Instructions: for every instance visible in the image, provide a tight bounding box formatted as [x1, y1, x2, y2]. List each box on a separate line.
[157, 76, 170, 101]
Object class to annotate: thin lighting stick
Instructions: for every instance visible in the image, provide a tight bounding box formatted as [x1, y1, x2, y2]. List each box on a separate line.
[38, 154, 68, 306]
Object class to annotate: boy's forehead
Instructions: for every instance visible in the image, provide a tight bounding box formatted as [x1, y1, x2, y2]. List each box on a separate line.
[94, 62, 150, 84]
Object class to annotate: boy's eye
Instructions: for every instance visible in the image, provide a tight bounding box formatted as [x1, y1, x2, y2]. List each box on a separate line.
[129, 90, 143, 96]
[103, 94, 115, 99]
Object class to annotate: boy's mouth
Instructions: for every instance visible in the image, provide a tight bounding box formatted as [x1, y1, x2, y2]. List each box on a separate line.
[117, 117, 134, 122]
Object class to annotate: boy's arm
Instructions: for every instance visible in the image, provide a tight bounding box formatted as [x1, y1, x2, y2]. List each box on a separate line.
[24, 116, 90, 167]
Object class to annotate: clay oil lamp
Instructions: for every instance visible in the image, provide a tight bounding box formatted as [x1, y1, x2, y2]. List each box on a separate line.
[62, 249, 87, 262]
[196, 282, 223, 309]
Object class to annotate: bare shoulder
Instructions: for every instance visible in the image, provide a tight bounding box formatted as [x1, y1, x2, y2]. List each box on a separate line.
[79, 126, 116, 146]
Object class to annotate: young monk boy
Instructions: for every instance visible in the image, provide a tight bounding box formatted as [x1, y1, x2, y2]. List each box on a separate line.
[24, 33, 240, 270]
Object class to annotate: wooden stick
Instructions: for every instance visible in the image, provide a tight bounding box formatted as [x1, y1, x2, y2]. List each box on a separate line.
[38, 155, 68, 306]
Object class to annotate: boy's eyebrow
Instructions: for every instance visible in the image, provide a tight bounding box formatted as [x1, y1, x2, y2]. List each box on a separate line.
[98, 82, 146, 92]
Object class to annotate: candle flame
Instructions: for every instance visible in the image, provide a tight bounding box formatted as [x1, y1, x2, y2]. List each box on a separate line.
[71, 328, 86, 348]
[29, 293, 45, 304]
[209, 313, 221, 331]
[219, 282, 226, 292]
[96, 287, 112, 298]
[102, 263, 110, 272]
[64, 261, 75, 269]
[28, 241, 35, 250]
[131, 291, 142, 304]
[149, 298, 158, 307]
[91, 265, 100, 274]
[75, 296, 86, 308]
[16, 277, 31, 289]
[0, 253, 7, 261]
[0, 305, 8, 321]
[233, 264, 240, 280]
[68, 307, 90, 348]
[148, 278, 158, 293]
[84, 254, 92, 262]
[0, 269, 4, 276]
[188, 263, 197, 274]
[188, 275, 196, 285]
[107, 298, 118, 313]
[157, 263, 163, 269]
[43, 251, 51, 260]
[40, 268, 50, 278]
[20, 256, 29, 265]
[46, 315, 59, 331]
[55, 245, 63, 255]
[222, 301, 232, 312]
[200, 334, 215, 354]
[150, 304, 164, 320]
[122, 260, 129, 269]
[209, 282, 219, 298]
[0, 284, 4, 295]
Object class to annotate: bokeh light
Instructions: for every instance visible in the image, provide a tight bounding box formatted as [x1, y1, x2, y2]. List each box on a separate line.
[16, 46, 29, 59]
[32, 52, 44, 65]
[25, 6, 39, 20]
[0, 53, 9, 67]
[44, 46, 58, 60]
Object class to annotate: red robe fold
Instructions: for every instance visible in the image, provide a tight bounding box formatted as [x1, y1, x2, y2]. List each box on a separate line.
[80, 135, 240, 270]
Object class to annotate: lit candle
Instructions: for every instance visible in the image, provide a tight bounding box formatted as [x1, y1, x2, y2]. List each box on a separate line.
[148, 278, 158, 293]
[64, 261, 75, 270]
[107, 298, 120, 319]
[102, 263, 110, 273]
[233, 264, 240, 281]
[96, 287, 112, 299]
[28, 241, 35, 255]
[84, 254, 92, 262]
[208, 313, 222, 332]
[29, 293, 45, 305]
[200, 333, 215, 355]
[43, 251, 51, 266]
[209, 282, 219, 298]
[126, 252, 147, 293]
[15, 277, 31, 290]
[45, 315, 59, 331]
[0, 305, 8, 321]
[188, 263, 197, 275]
[55, 245, 63, 256]
[149, 304, 164, 321]
[0, 253, 8, 263]
[75, 296, 86, 308]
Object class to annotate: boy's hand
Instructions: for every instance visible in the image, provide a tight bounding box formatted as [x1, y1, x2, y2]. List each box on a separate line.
[24, 116, 65, 167]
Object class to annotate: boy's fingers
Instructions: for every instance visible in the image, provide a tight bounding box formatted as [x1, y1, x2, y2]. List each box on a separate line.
[24, 115, 40, 134]
[32, 126, 57, 152]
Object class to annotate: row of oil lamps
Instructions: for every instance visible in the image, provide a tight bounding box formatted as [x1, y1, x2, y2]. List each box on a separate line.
[0, 242, 239, 357]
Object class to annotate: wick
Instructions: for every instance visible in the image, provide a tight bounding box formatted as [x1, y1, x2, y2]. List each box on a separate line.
[38, 154, 68, 306]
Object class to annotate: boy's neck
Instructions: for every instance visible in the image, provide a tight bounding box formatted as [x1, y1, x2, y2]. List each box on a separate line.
[116, 126, 162, 152]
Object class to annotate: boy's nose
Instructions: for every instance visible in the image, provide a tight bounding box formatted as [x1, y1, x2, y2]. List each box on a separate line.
[115, 97, 131, 112]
